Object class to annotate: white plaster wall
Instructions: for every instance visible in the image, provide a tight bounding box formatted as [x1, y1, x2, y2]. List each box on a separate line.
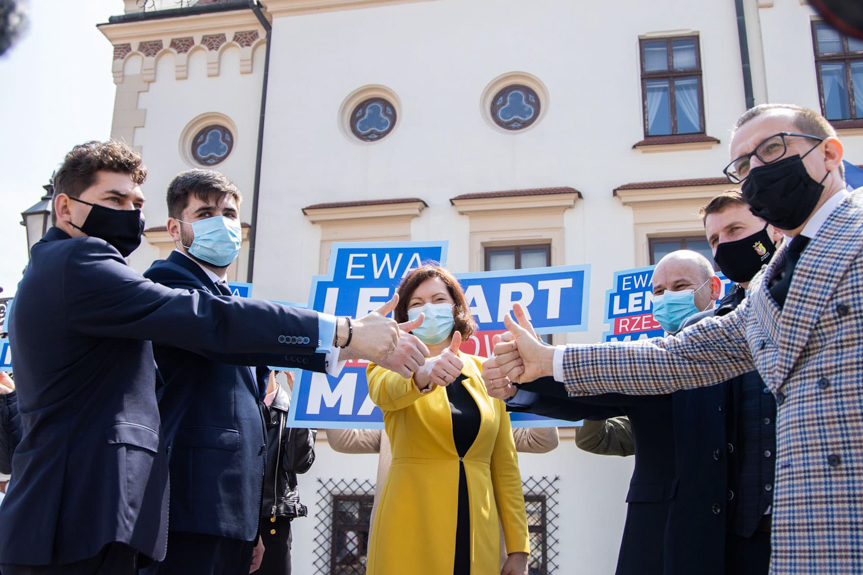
[291, 438, 635, 575]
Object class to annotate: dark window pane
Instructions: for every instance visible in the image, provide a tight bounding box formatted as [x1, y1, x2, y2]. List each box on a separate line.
[686, 240, 713, 263]
[651, 240, 679, 264]
[852, 61, 863, 118]
[674, 78, 701, 133]
[850, 36, 863, 52]
[816, 24, 843, 54]
[645, 80, 671, 135]
[644, 42, 668, 71]
[521, 249, 549, 269]
[672, 40, 697, 69]
[821, 62, 851, 119]
[488, 251, 516, 271]
[491, 84, 541, 131]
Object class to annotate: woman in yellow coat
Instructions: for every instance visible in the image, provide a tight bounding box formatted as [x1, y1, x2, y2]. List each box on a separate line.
[366, 264, 529, 575]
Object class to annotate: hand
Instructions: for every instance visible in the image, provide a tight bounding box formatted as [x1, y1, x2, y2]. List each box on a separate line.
[414, 332, 464, 390]
[375, 329, 430, 379]
[344, 295, 425, 377]
[249, 537, 265, 573]
[493, 303, 555, 384]
[0, 372, 13, 394]
[482, 337, 517, 400]
[501, 552, 528, 575]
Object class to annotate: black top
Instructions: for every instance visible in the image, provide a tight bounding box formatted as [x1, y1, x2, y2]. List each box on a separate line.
[447, 375, 481, 457]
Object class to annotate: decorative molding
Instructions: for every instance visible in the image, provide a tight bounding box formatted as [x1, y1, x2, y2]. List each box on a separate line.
[614, 179, 729, 267]
[99, 9, 268, 83]
[179, 112, 239, 169]
[233, 30, 259, 48]
[302, 199, 426, 272]
[137, 39, 163, 57]
[451, 189, 578, 215]
[201, 32, 227, 51]
[632, 134, 720, 153]
[169, 36, 194, 54]
[337, 85, 402, 145]
[113, 43, 132, 60]
[261, 0, 435, 17]
[757, 0, 774, 7]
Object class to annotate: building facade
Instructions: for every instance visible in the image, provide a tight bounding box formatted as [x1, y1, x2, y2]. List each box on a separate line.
[98, 0, 863, 572]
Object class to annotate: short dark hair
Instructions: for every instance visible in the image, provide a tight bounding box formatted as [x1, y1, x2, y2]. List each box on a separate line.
[166, 169, 242, 219]
[52, 141, 147, 224]
[699, 189, 748, 225]
[734, 103, 844, 179]
[393, 264, 476, 340]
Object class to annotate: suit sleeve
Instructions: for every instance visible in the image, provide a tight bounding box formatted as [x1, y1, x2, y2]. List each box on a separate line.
[490, 396, 530, 555]
[325, 429, 382, 454]
[63, 240, 320, 357]
[366, 363, 431, 412]
[562, 300, 755, 396]
[512, 427, 559, 454]
[505, 389, 625, 421]
[575, 417, 635, 457]
[0, 391, 21, 475]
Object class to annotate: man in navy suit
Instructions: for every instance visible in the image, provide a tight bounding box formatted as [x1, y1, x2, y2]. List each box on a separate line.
[140, 169, 430, 574]
[487, 251, 722, 575]
[0, 141, 427, 575]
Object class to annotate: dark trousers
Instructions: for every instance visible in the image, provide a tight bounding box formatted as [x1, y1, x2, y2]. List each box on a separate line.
[725, 529, 771, 575]
[142, 531, 254, 575]
[0, 543, 139, 575]
[257, 519, 292, 575]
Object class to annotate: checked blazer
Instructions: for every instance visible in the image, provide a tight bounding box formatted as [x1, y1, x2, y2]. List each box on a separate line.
[560, 190, 863, 574]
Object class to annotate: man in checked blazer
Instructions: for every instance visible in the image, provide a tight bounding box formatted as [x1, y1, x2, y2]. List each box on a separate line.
[492, 104, 863, 574]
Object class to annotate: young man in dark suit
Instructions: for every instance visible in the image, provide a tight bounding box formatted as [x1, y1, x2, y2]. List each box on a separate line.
[0, 141, 426, 575]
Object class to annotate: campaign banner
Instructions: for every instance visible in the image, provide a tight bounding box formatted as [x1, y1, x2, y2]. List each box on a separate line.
[287, 241, 590, 430]
[228, 282, 253, 298]
[603, 265, 731, 342]
[1, 298, 11, 373]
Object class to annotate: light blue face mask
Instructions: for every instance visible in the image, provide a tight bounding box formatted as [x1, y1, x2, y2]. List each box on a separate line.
[651, 278, 710, 334]
[408, 302, 455, 345]
[180, 216, 242, 267]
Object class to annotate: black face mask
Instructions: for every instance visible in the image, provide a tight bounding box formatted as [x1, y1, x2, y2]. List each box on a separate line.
[741, 154, 829, 231]
[69, 197, 144, 257]
[713, 224, 778, 283]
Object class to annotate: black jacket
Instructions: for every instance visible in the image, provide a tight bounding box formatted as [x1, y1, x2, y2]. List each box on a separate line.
[261, 382, 315, 523]
[0, 390, 19, 475]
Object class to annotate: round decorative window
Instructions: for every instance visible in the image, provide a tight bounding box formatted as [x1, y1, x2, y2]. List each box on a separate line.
[349, 98, 397, 142]
[490, 84, 541, 131]
[191, 125, 234, 166]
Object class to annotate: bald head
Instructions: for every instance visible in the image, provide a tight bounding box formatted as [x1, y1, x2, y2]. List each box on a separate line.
[652, 250, 721, 312]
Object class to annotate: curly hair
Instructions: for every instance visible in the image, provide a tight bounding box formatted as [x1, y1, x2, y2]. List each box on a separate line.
[53, 140, 147, 200]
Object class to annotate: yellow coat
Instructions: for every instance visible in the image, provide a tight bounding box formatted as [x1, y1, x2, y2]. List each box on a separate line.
[365, 353, 529, 575]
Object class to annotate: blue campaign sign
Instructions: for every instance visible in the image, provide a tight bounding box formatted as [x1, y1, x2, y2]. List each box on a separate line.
[457, 265, 590, 334]
[287, 241, 586, 430]
[0, 339, 10, 372]
[602, 265, 731, 342]
[227, 282, 252, 298]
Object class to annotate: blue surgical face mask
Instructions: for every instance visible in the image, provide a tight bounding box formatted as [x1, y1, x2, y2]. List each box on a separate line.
[651, 278, 710, 334]
[179, 216, 242, 267]
[408, 302, 455, 345]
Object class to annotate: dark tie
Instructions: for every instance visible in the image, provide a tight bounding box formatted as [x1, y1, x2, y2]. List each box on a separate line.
[769, 235, 810, 308]
[215, 281, 232, 296]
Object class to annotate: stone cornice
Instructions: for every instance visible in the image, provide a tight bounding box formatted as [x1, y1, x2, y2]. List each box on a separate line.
[303, 199, 426, 223]
[451, 191, 579, 216]
[99, 9, 269, 83]
[261, 0, 434, 17]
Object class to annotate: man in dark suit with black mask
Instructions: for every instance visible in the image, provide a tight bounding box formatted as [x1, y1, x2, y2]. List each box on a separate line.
[0, 141, 426, 575]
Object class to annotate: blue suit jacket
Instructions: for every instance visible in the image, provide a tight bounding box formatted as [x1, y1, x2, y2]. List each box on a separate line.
[143, 251, 326, 542]
[507, 379, 674, 575]
[0, 228, 322, 566]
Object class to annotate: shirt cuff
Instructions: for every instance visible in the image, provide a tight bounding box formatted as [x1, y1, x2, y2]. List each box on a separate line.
[325, 347, 346, 377]
[553, 346, 566, 383]
[316, 313, 337, 353]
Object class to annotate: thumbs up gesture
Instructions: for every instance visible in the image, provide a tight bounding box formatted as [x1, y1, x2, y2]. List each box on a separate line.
[493, 303, 555, 384]
[414, 331, 465, 391]
[343, 294, 430, 377]
[482, 334, 517, 400]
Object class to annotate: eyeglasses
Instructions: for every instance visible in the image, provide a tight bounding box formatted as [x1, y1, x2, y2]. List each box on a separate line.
[723, 132, 824, 184]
